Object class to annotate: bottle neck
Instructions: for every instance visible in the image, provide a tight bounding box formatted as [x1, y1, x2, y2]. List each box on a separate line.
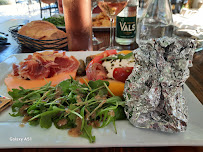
[142, 0, 173, 25]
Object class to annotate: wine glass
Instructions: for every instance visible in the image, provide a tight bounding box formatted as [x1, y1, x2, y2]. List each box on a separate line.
[91, 0, 103, 46]
[97, 0, 128, 50]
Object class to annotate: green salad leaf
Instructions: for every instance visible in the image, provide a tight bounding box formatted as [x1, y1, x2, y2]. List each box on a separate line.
[38, 107, 62, 128]
[42, 16, 65, 26]
[8, 87, 32, 101]
[80, 121, 95, 143]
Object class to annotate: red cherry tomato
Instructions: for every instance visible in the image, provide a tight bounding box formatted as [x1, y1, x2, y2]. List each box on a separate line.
[86, 49, 117, 70]
[113, 67, 133, 83]
[102, 49, 117, 57]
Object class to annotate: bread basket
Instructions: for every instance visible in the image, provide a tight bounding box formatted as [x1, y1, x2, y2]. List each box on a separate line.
[9, 25, 68, 51]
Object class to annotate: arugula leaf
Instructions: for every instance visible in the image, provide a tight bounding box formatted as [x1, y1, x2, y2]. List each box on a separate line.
[9, 101, 25, 117]
[57, 79, 72, 95]
[58, 79, 88, 97]
[80, 106, 85, 131]
[27, 104, 39, 115]
[11, 101, 24, 112]
[114, 106, 126, 120]
[40, 114, 53, 129]
[8, 87, 32, 100]
[39, 107, 62, 129]
[29, 119, 39, 126]
[99, 113, 115, 128]
[9, 112, 22, 117]
[67, 104, 77, 122]
[105, 96, 122, 104]
[88, 80, 109, 90]
[67, 91, 77, 104]
[80, 121, 95, 143]
[29, 93, 41, 100]
[88, 80, 109, 96]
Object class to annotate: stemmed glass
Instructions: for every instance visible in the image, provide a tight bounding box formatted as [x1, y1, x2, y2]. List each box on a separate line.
[97, 0, 128, 50]
[91, 0, 103, 45]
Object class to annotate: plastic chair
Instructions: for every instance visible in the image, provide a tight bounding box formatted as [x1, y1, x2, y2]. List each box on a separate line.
[39, 0, 59, 18]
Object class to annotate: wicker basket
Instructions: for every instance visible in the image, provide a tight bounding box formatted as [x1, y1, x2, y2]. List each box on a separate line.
[9, 25, 68, 51]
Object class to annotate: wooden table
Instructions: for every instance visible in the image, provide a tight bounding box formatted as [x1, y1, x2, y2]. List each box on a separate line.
[0, 19, 203, 152]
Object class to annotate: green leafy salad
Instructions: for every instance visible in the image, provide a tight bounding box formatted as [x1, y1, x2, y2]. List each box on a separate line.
[9, 78, 126, 143]
[42, 15, 65, 26]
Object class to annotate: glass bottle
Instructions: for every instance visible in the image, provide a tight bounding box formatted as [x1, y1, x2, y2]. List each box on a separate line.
[115, 0, 138, 45]
[136, 0, 173, 45]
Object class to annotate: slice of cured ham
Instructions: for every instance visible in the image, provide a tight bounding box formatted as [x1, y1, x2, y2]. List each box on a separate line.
[5, 51, 80, 90]
[13, 51, 79, 80]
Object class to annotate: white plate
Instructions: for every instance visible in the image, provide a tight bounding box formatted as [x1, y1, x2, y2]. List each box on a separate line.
[0, 51, 203, 148]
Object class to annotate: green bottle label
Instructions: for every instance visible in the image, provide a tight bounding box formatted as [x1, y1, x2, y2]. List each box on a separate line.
[116, 16, 136, 38]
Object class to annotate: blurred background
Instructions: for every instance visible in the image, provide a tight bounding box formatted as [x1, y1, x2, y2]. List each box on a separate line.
[0, 0, 58, 23]
[0, 0, 202, 50]
[0, 0, 202, 23]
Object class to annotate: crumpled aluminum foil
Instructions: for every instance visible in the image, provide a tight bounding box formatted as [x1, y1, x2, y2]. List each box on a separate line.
[124, 37, 196, 133]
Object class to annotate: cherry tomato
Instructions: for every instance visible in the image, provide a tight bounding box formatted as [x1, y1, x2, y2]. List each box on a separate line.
[86, 49, 117, 70]
[113, 67, 133, 83]
[102, 49, 117, 57]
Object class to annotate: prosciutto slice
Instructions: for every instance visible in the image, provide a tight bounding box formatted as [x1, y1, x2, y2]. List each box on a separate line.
[13, 51, 80, 80]
[86, 63, 107, 81]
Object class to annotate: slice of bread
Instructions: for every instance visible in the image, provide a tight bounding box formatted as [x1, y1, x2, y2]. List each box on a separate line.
[18, 20, 68, 49]
[18, 20, 66, 40]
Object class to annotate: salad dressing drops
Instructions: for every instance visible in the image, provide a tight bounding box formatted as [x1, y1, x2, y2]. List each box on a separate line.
[57, 119, 68, 127]
[68, 117, 82, 137]
[19, 116, 32, 128]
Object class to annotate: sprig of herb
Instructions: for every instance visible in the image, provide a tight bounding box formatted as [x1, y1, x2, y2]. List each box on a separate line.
[100, 52, 133, 61]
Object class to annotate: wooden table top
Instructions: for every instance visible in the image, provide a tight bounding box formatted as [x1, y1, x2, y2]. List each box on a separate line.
[0, 19, 203, 152]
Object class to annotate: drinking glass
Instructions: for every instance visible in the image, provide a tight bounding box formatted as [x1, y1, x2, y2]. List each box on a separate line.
[92, 0, 103, 45]
[63, 0, 92, 51]
[97, 0, 128, 50]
